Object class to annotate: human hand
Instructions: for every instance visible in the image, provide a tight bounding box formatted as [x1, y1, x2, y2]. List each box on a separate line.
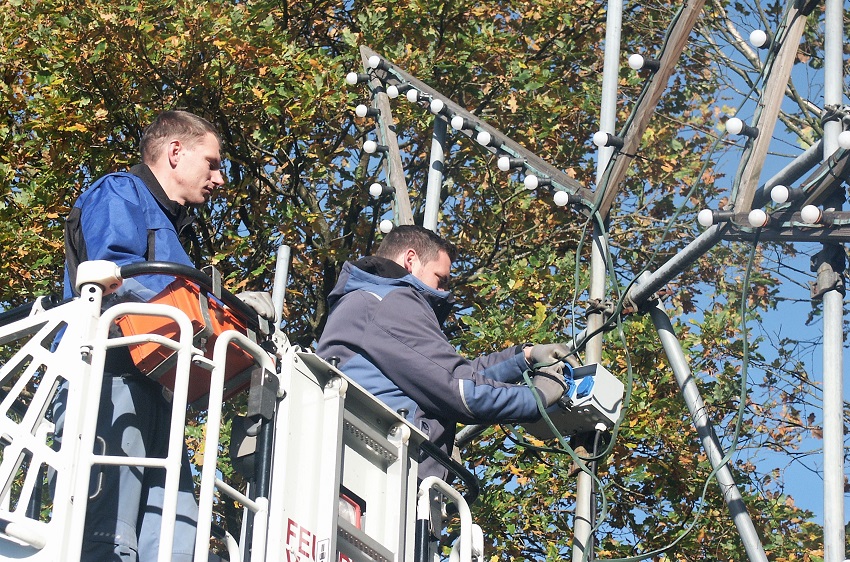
[526, 343, 571, 368]
[236, 291, 275, 320]
[530, 364, 569, 408]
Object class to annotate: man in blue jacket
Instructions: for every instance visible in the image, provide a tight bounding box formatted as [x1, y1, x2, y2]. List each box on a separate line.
[56, 110, 272, 561]
[316, 225, 572, 480]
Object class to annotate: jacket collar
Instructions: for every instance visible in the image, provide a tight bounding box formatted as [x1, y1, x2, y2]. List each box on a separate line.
[129, 163, 194, 234]
[346, 256, 455, 323]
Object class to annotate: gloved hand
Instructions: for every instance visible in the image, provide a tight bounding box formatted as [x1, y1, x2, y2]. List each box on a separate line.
[530, 364, 568, 408]
[236, 291, 275, 321]
[527, 343, 571, 368]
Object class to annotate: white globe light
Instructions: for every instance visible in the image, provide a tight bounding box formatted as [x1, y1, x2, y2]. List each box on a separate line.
[368, 55, 381, 69]
[387, 85, 400, 99]
[406, 89, 419, 103]
[838, 130, 850, 150]
[726, 117, 744, 135]
[363, 140, 378, 154]
[697, 209, 715, 227]
[592, 131, 609, 147]
[553, 190, 571, 207]
[476, 130, 492, 146]
[369, 183, 383, 198]
[379, 220, 394, 234]
[749, 29, 768, 48]
[450, 115, 465, 130]
[748, 208, 768, 228]
[524, 175, 539, 190]
[628, 54, 645, 70]
[770, 185, 790, 204]
[345, 72, 359, 86]
[497, 156, 512, 172]
[430, 99, 445, 114]
[355, 104, 368, 118]
[800, 205, 821, 224]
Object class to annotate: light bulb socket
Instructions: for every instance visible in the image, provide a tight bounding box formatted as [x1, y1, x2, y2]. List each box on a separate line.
[553, 190, 577, 207]
[367, 55, 389, 70]
[497, 156, 525, 172]
[476, 130, 495, 147]
[769, 184, 803, 204]
[363, 140, 389, 155]
[355, 104, 380, 118]
[429, 98, 446, 115]
[345, 72, 371, 86]
[386, 83, 413, 99]
[524, 175, 551, 190]
[593, 131, 625, 149]
[726, 117, 759, 138]
[628, 54, 661, 72]
[698, 209, 735, 227]
[451, 115, 473, 131]
[368, 182, 394, 198]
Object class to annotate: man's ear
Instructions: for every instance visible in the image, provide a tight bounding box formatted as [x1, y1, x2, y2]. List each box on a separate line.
[167, 139, 182, 169]
[401, 248, 417, 273]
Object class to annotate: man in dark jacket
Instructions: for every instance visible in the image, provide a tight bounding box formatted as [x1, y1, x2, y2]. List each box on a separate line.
[316, 225, 571, 479]
[56, 110, 272, 561]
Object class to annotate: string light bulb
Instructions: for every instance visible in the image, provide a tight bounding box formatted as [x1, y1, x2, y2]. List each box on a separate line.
[838, 130, 850, 150]
[592, 131, 625, 148]
[628, 54, 660, 72]
[748, 208, 768, 228]
[355, 104, 380, 118]
[379, 220, 394, 233]
[429, 98, 445, 115]
[345, 72, 370, 86]
[524, 174, 551, 190]
[476, 130, 493, 146]
[800, 205, 822, 224]
[497, 156, 524, 172]
[749, 29, 769, 48]
[726, 117, 759, 138]
[553, 190, 571, 207]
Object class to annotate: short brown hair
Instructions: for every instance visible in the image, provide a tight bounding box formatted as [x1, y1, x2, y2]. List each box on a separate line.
[375, 225, 457, 264]
[140, 110, 220, 164]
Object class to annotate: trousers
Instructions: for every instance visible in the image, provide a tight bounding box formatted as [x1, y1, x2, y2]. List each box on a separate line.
[53, 374, 199, 561]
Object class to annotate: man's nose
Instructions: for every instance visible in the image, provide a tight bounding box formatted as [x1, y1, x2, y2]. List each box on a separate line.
[212, 170, 226, 186]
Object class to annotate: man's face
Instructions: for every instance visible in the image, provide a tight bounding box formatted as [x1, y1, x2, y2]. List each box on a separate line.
[410, 250, 452, 291]
[169, 132, 225, 205]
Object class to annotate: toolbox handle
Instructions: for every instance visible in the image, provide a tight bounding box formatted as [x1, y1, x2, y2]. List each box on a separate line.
[118, 261, 270, 335]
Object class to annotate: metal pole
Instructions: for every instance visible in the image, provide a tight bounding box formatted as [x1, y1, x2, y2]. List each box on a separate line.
[647, 300, 769, 562]
[573, 0, 622, 559]
[423, 118, 447, 232]
[820, 0, 845, 558]
[272, 244, 291, 326]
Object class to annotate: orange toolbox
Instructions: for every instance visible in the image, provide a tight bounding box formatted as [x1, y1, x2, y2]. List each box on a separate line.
[116, 278, 259, 405]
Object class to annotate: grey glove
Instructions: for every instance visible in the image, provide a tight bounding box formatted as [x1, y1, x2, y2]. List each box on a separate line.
[530, 364, 568, 408]
[527, 343, 571, 368]
[236, 291, 275, 321]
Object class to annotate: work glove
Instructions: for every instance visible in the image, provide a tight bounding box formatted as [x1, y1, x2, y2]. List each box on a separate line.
[530, 364, 569, 408]
[527, 343, 571, 368]
[236, 291, 275, 321]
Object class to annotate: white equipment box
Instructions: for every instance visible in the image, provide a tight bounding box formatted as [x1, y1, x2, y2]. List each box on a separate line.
[522, 363, 624, 440]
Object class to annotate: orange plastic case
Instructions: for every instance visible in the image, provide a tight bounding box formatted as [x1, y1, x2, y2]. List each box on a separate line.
[116, 279, 257, 405]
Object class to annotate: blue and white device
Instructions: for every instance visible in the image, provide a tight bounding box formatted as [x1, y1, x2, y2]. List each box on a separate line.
[522, 363, 624, 440]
